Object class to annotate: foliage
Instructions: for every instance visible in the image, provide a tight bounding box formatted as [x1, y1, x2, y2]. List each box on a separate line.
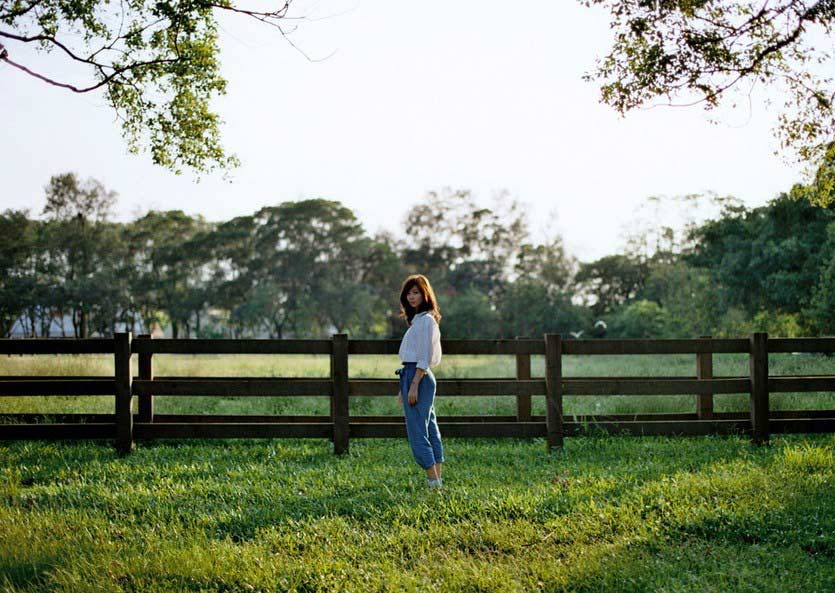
[576, 254, 648, 317]
[0, 209, 38, 337]
[400, 188, 531, 299]
[514, 235, 577, 295]
[686, 192, 835, 320]
[641, 261, 721, 337]
[249, 199, 385, 338]
[127, 209, 211, 338]
[584, 0, 835, 195]
[439, 287, 502, 339]
[808, 228, 835, 334]
[498, 279, 588, 338]
[39, 173, 124, 338]
[0, 0, 278, 174]
[608, 298, 670, 338]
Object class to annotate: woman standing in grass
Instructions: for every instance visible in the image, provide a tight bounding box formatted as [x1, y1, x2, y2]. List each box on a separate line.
[396, 274, 444, 489]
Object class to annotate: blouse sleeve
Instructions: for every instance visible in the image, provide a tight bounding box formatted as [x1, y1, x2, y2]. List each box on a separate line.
[416, 315, 440, 371]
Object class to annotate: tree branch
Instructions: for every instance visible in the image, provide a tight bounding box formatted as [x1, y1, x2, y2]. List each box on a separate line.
[0, 0, 44, 21]
[0, 30, 111, 68]
[1, 49, 183, 93]
[208, 2, 292, 19]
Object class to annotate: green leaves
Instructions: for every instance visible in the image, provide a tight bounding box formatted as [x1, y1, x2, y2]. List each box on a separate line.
[1, 0, 257, 175]
[585, 0, 835, 180]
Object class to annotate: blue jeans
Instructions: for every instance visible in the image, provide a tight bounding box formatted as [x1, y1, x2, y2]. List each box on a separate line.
[396, 362, 444, 470]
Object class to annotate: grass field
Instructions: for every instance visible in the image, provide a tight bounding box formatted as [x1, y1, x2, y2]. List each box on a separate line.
[0, 435, 833, 592]
[1, 352, 834, 418]
[1, 354, 834, 591]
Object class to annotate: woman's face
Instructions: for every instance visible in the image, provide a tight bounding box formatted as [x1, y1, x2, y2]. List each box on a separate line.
[406, 285, 425, 310]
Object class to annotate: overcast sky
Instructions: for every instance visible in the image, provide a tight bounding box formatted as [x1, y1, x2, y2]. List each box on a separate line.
[1, 1, 805, 261]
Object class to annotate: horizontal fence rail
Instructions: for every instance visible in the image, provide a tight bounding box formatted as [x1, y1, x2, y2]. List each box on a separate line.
[1, 332, 834, 454]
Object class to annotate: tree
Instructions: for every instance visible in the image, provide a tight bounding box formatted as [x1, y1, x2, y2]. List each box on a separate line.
[575, 254, 649, 316]
[401, 188, 530, 299]
[585, 0, 835, 201]
[641, 261, 721, 337]
[41, 172, 119, 337]
[608, 299, 670, 338]
[440, 287, 501, 339]
[0, 209, 38, 336]
[514, 235, 577, 295]
[686, 192, 835, 318]
[0, 1, 302, 175]
[251, 199, 369, 338]
[127, 209, 211, 338]
[498, 279, 588, 339]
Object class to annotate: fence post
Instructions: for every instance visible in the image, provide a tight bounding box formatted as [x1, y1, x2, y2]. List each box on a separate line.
[114, 332, 133, 455]
[696, 335, 714, 420]
[544, 333, 563, 451]
[137, 333, 153, 423]
[515, 336, 532, 422]
[331, 333, 349, 455]
[749, 332, 769, 444]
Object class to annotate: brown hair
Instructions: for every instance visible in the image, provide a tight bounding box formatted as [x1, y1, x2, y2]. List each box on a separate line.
[399, 274, 442, 326]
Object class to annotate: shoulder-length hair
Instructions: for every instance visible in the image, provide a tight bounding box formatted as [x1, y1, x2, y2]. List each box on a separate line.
[399, 274, 442, 326]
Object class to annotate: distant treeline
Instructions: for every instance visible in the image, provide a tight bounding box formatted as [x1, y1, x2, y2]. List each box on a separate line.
[3, 174, 834, 339]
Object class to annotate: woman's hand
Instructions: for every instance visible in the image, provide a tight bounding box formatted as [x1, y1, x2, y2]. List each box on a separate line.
[408, 383, 419, 406]
[397, 390, 403, 405]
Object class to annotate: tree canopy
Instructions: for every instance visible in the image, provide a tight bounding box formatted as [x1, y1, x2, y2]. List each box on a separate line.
[0, 1, 299, 174]
[585, 0, 835, 203]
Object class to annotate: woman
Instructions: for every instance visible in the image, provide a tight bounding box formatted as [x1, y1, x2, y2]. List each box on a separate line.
[395, 274, 444, 489]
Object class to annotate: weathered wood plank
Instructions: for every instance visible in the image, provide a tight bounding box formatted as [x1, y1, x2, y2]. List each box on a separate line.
[768, 338, 835, 353]
[347, 340, 400, 355]
[331, 333, 349, 455]
[134, 423, 333, 439]
[149, 414, 332, 423]
[545, 333, 563, 450]
[516, 337, 532, 422]
[0, 379, 115, 396]
[347, 379, 546, 396]
[0, 338, 115, 354]
[749, 332, 769, 445]
[349, 339, 546, 355]
[562, 378, 749, 395]
[770, 418, 835, 433]
[132, 379, 333, 396]
[137, 334, 153, 422]
[442, 339, 545, 355]
[696, 336, 714, 419]
[114, 332, 133, 455]
[562, 339, 749, 355]
[130, 338, 332, 355]
[769, 376, 835, 392]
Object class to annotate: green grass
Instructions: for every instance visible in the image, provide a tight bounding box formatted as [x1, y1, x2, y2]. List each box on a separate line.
[1, 352, 834, 417]
[0, 435, 833, 592]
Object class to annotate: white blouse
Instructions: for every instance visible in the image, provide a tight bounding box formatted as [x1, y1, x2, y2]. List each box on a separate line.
[398, 311, 442, 370]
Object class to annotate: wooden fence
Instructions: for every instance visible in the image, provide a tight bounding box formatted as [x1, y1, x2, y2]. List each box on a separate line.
[1, 333, 834, 455]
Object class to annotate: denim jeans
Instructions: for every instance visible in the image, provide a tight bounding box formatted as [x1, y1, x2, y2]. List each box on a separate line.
[395, 362, 444, 470]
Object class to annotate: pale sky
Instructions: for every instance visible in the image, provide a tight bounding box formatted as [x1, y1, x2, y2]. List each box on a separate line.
[0, 1, 805, 261]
